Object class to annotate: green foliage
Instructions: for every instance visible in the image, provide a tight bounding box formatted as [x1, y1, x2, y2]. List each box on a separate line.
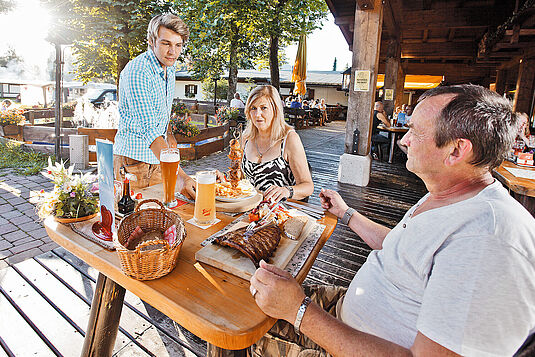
[172, 102, 189, 116]
[0, 141, 50, 176]
[201, 79, 229, 101]
[0, 48, 23, 68]
[215, 106, 239, 124]
[333, 57, 337, 71]
[174, 0, 265, 83]
[42, 0, 176, 83]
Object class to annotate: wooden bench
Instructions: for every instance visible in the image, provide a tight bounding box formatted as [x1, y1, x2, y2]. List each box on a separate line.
[76, 127, 117, 162]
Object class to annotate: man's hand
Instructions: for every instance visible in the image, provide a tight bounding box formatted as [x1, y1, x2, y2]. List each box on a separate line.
[215, 170, 227, 183]
[320, 188, 349, 219]
[250, 260, 305, 323]
[177, 171, 195, 200]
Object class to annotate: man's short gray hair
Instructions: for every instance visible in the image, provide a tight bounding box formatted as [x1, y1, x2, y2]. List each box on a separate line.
[419, 84, 518, 170]
[147, 13, 189, 47]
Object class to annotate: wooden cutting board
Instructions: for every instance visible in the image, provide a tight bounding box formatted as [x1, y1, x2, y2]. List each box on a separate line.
[195, 216, 315, 280]
[138, 183, 262, 213]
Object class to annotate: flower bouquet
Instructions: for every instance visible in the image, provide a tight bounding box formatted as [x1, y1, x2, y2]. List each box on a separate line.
[215, 106, 239, 125]
[37, 158, 99, 223]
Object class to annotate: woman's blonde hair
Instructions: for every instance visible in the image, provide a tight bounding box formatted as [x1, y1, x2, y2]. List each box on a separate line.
[243, 85, 292, 142]
[147, 13, 189, 49]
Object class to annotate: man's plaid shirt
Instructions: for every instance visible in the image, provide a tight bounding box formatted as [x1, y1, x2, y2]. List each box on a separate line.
[114, 49, 175, 164]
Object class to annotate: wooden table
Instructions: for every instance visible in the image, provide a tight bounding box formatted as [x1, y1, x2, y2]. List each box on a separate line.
[377, 124, 409, 163]
[493, 160, 535, 216]
[44, 187, 337, 356]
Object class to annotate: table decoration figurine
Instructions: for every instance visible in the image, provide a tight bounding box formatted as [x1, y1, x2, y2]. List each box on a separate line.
[37, 158, 99, 223]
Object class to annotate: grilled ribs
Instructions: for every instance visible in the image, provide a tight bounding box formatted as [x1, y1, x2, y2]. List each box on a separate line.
[215, 225, 281, 267]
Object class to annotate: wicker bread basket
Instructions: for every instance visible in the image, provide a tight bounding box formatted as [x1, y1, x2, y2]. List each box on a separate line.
[116, 199, 186, 280]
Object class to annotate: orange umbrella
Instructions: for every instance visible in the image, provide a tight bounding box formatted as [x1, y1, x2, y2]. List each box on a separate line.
[292, 34, 307, 96]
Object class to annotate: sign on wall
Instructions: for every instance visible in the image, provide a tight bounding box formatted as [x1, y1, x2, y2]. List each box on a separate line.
[354, 70, 371, 92]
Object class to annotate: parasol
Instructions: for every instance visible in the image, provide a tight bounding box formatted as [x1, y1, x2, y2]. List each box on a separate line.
[292, 34, 307, 96]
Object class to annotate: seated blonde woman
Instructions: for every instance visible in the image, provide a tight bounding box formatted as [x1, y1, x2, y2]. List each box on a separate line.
[240, 85, 313, 203]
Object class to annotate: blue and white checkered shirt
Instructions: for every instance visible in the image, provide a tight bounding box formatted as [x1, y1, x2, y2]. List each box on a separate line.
[114, 49, 175, 164]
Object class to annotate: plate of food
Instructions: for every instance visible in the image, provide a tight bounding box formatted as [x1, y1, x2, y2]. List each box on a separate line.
[215, 179, 257, 202]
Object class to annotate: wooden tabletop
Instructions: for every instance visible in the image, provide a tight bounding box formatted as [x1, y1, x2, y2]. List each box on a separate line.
[377, 124, 409, 133]
[44, 194, 337, 350]
[493, 160, 535, 198]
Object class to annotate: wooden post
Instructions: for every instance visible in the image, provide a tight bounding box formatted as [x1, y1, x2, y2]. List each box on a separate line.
[383, 39, 401, 116]
[344, 0, 383, 155]
[28, 110, 35, 126]
[513, 57, 535, 113]
[204, 114, 209, 128]
[495, 69, 506, 95]
[394, 64, 405, 111]
[81, 273, 125, 357]
[338, 0, 383, 187]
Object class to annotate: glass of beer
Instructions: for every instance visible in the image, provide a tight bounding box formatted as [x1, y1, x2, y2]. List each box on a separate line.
[193, 170, 216, 225]
[160, 148, 180, 208]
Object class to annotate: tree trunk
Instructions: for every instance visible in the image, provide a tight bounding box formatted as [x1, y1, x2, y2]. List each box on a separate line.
[227, 26, 239, 104]
[269, 35, 280, 91]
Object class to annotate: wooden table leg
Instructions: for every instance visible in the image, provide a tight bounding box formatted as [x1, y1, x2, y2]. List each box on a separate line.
[388, 132, 396, 163]
[207, 343, 249, 357]
[81, 273, 126, 357]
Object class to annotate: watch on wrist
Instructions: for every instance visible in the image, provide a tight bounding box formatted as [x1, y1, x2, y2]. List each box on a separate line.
[341, 207, 356, 225]
[286, 186, 294, 199]
[294, 296, 312, 335]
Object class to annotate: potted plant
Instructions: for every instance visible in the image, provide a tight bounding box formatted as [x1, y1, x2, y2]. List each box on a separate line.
[37, 158, 99, 223]
[215, 106, 239, 125]
[0, 108, 25, 138]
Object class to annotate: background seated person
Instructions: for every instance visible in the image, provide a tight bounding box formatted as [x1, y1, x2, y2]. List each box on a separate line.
[371, 101, 390, 159]
[516, 112, 533, 150]
[397, 104, 413, 154]
[239, 85, 313, 203]
[230, 92, 245, 109]
[290, 96, 302, 109]
[250, 84, 535, 357]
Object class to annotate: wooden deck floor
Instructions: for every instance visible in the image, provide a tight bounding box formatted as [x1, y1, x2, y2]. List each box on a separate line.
[0, 122, 426, 356]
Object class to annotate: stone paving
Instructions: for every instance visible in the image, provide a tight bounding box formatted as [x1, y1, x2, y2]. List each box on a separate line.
[0, 121, 346, 270]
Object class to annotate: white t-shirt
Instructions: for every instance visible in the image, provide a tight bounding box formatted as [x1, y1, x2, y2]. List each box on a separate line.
[340, 180, 535, 356]
[230, 98, 245, 109]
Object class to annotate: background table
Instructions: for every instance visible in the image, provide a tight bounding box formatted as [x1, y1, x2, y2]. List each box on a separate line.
[493, 160, 535, 216]
[44, 193, 337, 356]
[377, 124, 408, 163]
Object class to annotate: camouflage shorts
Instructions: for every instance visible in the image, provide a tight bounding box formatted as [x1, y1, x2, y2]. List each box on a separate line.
[251, 284, 347, 357]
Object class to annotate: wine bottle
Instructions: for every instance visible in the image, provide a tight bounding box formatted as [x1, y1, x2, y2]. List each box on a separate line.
[118, 178, 135, 215]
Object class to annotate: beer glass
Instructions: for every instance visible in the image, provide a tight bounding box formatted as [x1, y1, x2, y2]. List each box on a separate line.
[193, 170, 216, 225]
[160, 148, 180, 208]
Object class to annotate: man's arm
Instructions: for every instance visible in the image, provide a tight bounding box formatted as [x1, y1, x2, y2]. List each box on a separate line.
[251, 261, 460, 357]
[320, 189, 389, 249]
[377, 110, 390, 127]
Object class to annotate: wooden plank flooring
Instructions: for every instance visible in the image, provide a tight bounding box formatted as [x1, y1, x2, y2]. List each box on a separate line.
[0, 121, 426, 356]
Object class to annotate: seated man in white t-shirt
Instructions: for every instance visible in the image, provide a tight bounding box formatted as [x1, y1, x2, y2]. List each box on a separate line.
[229, 92, 245, 109]
[250, 84, 535, 357]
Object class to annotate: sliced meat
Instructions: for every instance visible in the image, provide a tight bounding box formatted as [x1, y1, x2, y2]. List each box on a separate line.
[215, 225, 281, 267]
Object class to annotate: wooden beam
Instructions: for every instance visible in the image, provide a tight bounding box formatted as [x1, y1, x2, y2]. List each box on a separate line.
[384, 39, 401, 116]
[334, 15, 354, 25]
[356, 0, 374, 10]
[448, 28, 456, 41]
[513, 57, 535, 113]
[505, 29, 535, 36]
[382, 0, 401, 41]
[422, 29, 429, 43]
[403, 8, 495, 29]
[495, 69, 507, 95]
[380, 62, 494, 78]
[400, 42, 476, 59]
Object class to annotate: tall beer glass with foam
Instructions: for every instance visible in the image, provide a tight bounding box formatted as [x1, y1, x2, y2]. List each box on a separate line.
[160, 148, 180, 208]
[193, 170, 216, 225]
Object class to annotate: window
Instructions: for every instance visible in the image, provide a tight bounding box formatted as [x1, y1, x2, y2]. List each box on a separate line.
[185, 84, 197, 98]
[9, 84, 20, 94]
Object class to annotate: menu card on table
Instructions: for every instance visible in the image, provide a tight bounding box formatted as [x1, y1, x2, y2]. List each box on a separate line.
[94, 139, 116, 241]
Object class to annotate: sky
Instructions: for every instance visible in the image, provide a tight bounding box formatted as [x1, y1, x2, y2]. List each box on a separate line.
[0, 0, 352, 81]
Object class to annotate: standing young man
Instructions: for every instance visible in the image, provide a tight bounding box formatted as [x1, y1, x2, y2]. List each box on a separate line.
[114, 13, 195, 197]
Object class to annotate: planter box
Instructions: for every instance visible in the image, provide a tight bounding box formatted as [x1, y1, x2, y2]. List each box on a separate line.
[175, 123, 229, 160]
[1, 124, 23, 141]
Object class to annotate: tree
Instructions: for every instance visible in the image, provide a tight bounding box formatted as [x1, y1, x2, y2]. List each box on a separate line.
[333, 57, 337, 71]
[0, 0, 14, 13]
[201, 78, 229, 101]
[175, 0, 265, 103]
[42, 0, 175, 85]
[0, 48, 23, 68]
[252, 0, 327, 91]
